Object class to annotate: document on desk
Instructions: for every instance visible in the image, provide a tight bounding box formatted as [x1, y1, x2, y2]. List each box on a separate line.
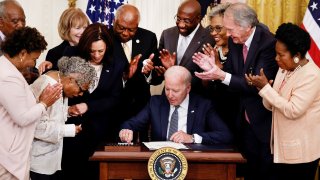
[143, 141, 189, 150]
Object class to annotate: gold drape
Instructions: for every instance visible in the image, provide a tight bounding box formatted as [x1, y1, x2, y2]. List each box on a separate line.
[247, 0, 308, 33]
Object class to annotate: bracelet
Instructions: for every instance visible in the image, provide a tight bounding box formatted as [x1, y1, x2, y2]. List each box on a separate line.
[39, 101, 48, 110]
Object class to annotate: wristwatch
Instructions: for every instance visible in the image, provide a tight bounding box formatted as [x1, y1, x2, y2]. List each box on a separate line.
[191, 134, 195, 143]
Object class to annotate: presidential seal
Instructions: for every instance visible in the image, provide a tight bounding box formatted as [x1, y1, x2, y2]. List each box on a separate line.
[148, 147, 188, 180]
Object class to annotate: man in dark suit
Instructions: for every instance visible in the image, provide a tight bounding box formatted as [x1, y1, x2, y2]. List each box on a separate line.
[193, 3, 278, 180]
[110, 5, 161, 141]
[119, 66, 232, 145]
[144, 0, 214, 95]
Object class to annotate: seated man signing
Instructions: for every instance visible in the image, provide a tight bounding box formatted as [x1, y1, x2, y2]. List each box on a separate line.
[119, 66, 232, 144]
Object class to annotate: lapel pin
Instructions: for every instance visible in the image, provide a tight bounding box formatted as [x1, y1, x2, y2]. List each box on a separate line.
[197, 41, 200, 44]
[191, 110, 195, 113]
[136, 39, 140, 44]
[106, 70, 109, 72]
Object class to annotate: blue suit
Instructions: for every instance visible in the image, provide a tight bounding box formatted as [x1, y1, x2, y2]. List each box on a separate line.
[121, 93, 233, 145]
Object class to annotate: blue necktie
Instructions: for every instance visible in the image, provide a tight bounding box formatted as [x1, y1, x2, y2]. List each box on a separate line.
[168, 106, 179, 140]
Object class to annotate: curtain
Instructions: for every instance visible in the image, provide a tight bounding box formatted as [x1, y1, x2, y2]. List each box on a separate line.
[247, 0, 308, 33]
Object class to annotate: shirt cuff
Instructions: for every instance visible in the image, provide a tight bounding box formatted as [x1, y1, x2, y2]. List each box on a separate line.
[122, 78, 127, 88]
[221, 72, 231, 86]
[193, 133, 202, 144]
[64, 124, 76, 137]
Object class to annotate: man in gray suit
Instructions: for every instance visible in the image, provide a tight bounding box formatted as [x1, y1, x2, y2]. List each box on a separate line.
[144, 0, 215, 95]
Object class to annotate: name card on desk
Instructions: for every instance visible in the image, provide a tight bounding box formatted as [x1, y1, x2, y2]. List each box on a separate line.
[143, 141, 189, 150]
[104, 143, 141, 152]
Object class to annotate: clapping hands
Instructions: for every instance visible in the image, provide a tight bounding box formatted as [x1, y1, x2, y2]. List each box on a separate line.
[192, 52, 226, 81]
[245, 68, 273, 90]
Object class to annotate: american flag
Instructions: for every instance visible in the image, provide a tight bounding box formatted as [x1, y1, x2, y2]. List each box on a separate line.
[301, 0, 320, 67]
[86, 0, 128, 28]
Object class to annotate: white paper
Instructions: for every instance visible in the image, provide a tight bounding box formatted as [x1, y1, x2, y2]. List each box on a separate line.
[143, 141, 189, 150]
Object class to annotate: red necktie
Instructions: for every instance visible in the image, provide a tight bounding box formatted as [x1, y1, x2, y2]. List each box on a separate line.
[243, 44, 248, 63]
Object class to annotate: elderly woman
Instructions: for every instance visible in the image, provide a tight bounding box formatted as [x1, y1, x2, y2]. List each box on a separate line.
[246, 23, 320, 180]
[0, 27, 62, 180]
[30, 56, 96, 179]
[203, 3, 231, 68]
[200, 3, 238, 136]
[38, 7, 89, 73]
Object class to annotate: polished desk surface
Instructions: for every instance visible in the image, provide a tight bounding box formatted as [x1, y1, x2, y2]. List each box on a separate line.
[90, 144, 246, 180]
[90, 143, 245, 162]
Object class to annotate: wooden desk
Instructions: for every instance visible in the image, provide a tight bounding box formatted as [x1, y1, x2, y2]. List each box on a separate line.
[90, 144, 246, 180]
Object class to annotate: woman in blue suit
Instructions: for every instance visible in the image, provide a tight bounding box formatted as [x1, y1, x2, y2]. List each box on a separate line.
[61, 23, 123, 180]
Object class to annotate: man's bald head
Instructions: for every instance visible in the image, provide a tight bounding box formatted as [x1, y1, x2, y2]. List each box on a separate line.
[115, 4, 140, 25]
[175, 0, 201, 36]
[178, 0, 201, 17]
[113, 4, 140, 43]
[0, 0, 25, 36]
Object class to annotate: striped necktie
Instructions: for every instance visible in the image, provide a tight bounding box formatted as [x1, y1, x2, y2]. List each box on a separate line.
[168, 106, 180, 140]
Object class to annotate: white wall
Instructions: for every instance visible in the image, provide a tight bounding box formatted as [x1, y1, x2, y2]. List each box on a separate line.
[17, 0, 182, 66]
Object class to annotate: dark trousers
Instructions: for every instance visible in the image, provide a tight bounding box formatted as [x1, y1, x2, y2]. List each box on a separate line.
[239, 121, 274, 180]
[30, 171, 60, 180]
[273, 159, 319, 180]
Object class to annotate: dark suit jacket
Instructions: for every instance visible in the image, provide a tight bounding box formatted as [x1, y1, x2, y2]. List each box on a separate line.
[121, 94, 233, 145]
[159, 25, 215, 94]
[45, 40, 70, 70]
[63, 46, 123, 142]
[110, 27, 161, 124]
[61, 47, 123, 180]
[223, 24, 278, 143]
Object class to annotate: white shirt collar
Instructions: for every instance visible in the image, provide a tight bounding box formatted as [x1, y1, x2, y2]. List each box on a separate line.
[170, 94, 189, 110]
[244, 26, 256, 49]
[178, 24, 200, 40]
[0, 31, 5, 41]
[122, 39, 132, 49]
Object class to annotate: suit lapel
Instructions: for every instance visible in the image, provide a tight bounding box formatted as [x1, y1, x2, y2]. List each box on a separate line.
[230, 40, 244, 75]
[161, 97, 171, 139]
[244, 26, 262, 72]
[170, 28, 179, 60]
[132, 29, 141, 58]
[180, 26, 205, 66]
[186, 94, 196, 134]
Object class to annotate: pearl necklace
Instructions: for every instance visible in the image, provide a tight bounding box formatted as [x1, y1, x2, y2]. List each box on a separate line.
[285, 65, 301, 79]
[279, 65, 301, 91]
[217, 46, 228, 63]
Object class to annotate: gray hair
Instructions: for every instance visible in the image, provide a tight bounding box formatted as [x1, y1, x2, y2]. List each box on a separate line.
[224, 3, 259, 28]
[0, 0, 22, 17]
[164, 66, 192, 85]
[115, 4, 140, 23]
[57, 56, 97, 88]
[209, 3, 231, 19]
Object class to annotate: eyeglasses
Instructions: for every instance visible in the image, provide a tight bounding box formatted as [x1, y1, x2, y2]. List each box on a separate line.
[207, 25, 224, 33]
[174, 15, 197, 25]
[71, 78, 87, 94]
[115, 23, 137, 33]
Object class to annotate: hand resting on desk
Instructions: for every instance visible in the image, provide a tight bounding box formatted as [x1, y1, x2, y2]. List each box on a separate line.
[119, 129, 134, 143]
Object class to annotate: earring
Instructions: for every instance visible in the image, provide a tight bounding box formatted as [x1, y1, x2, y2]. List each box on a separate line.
[293, 57, 299, 64]
[20, 58, 23, 62]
